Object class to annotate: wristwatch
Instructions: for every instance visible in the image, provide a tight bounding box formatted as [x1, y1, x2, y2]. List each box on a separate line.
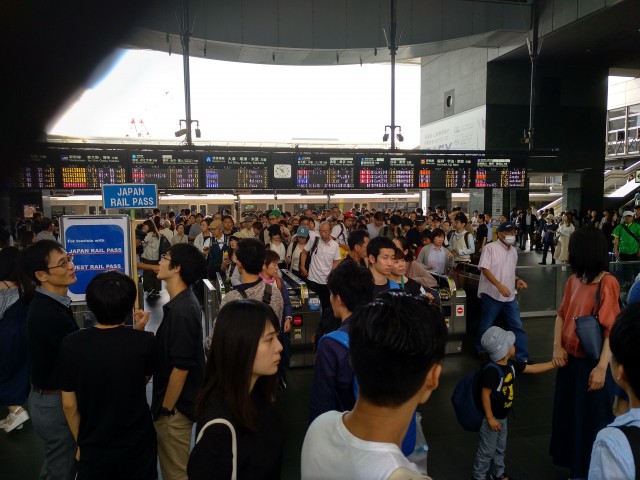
[159, 406, 176, 417]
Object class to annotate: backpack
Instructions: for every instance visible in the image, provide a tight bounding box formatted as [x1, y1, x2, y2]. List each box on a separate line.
[158, 234, 171, 258]
[237, 282, 273, 305]
[319, 331, 419, 459]
[451, 362, 514, 432]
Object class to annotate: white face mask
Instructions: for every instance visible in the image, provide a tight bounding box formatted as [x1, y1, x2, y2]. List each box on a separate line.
[503, 235, 516, 246]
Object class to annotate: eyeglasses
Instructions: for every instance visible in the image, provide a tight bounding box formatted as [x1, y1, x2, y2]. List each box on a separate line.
[46, 254, 74, 270]
[160, 254, 171, 262]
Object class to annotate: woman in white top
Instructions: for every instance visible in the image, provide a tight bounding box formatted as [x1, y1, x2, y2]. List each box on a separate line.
[554, 213, 575, 264]
[170, 223, 189, 245]
[140, 219, 161, 296]
[193, 219, 214, 253]
[266, 225, 287, 268]
[286, 227, 310, 277]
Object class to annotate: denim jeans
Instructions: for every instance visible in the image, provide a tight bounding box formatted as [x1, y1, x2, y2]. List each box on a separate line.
[476, 294, 529, 362]
[28, 390, 76, 480]
[473, 417, 508, 479]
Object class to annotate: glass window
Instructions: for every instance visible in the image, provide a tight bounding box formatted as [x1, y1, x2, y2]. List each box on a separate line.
[609, 118, 626, 131]
[609, 107, 627, 118]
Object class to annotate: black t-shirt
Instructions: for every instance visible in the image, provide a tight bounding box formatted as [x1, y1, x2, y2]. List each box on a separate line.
[152, 288, 205, 421]
[480, 360, 526, 419]
[27, 291, 79, 390]
[372, 280, 390, 298]
[476, 224, 488, 245]
[188, 390, 283, 480]
[59, 326, 156, 461]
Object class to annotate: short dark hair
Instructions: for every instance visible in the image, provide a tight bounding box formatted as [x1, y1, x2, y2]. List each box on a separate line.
[610, 303, 640, 399]
[350, 292, 447, 406]
[267, 224, 281, 237]
[327, 261, 374, 314]
[196, 299, 279, 429]
[568, 227, 609, 283]
[478, 213, 485, 221]
[347, 229, 369, 251]
[18, 240, 65, 287]
[252, 221, 263, 230]
[367, 236, 396, 260]
[454, 212, 468, 225]
[236, 238, 266, 275]
[168, 243, 205, 286]
[401, 218, 413, 228]
[389, 215, 402, 226]
[86, 271, 137, 325]
[222, 215, 233, 223]
[264, 249, 280, 266]
[373, 211, 386, 221]
[431, 228, 445, 238]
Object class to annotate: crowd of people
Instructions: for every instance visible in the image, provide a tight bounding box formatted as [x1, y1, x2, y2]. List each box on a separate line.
[0, 202, 639, 480]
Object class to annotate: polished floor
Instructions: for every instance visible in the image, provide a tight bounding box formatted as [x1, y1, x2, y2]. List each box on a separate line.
[1, 248, 576, 479]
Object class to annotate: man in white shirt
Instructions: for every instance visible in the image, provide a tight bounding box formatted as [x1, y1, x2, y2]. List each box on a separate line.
[158, 220, 174, 241]
[35, 218, 58, 243]
[476, 221, 529, 362]
[449, 213, 475, 264]
[300, 221, 341, 311]
[302, 292, 446, 480]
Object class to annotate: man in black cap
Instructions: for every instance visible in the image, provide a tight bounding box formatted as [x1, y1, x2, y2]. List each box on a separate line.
[475, 221, 530, 363]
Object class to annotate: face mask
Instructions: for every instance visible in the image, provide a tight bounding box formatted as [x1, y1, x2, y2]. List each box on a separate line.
[503, 235, 516, 246]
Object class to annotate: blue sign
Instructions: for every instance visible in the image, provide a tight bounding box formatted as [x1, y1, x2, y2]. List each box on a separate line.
[102, 184, 157, 209]
[64, 224, 127, 296]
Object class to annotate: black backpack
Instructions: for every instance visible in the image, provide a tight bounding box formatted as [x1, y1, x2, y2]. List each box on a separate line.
[158, 234, 172, 258]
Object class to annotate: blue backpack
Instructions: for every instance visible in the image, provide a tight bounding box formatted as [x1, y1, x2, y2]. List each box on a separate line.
[320, 330, 418, 457]
[451, 362, 514, 432]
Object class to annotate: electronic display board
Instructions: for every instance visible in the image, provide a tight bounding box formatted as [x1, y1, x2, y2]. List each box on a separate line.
[15, 153, 57, 189]
[131, 152, 199, 189]
[474, 158, 526, 188]
[59, 151, 126, 189]
[357, 155, 416, 189]
[204, 152, 269, 189]
[417, 157, 473, 189]
[296, 155, 355, 189]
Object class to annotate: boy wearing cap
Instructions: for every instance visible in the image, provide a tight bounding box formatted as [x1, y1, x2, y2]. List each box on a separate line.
[613, 211, 640, 262]
[472, 326, 557, 480]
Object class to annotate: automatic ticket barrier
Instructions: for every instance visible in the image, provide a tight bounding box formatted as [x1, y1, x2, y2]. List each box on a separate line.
[429, 272, 467, 354]
[281, 269, 322, 368]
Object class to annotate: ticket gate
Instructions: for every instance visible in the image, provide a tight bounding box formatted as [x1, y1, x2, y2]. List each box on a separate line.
[429, 272, 467, 354]
[281, 269, 322, 368]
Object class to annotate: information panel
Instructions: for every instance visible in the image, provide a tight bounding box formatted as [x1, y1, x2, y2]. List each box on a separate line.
[296, 155, 355, 189]
[204, 152, 269, 189]
[131, 152, 199, 189]
[475, 158, 526, 188]
[417, 157, 473, 189]
[59, 151, 126, 189]
[60, 215, 132, 302]
[358, 156, 416, 189]
[15, 153, 57, 189]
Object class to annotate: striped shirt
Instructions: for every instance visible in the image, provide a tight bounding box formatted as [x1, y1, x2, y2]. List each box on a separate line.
[477, 239, 518, 302]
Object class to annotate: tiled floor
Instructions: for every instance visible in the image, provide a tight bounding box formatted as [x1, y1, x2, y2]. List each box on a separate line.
[0, 248, 576, 479]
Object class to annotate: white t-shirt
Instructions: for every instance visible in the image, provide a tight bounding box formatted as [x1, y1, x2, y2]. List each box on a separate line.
[301, 411, 423, 480]
[331, 223, 348, 245]
[304, 238, 341, 285]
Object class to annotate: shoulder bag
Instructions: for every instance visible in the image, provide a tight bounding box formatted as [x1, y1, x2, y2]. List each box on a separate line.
[574, 277, 605, 360]
[195, 418, 237, 480]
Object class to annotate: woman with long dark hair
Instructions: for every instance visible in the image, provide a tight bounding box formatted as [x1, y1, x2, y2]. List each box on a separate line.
[0, 246, 30, 432]
[140, 219, 161, 298]
[188, 300, 284, 479]
[550, 227, 620, 479]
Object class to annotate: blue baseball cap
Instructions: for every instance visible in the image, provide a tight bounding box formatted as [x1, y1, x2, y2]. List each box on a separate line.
[297, 226, 309, 238]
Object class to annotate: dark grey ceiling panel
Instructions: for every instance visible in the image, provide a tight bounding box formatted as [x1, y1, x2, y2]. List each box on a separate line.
[242, 0, 279, 46]
[278, 0, 314, 48]
[312, 0, 348, 49]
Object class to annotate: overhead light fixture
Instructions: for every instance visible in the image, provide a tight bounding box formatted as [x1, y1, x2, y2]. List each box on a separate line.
[195, 128, 201, 138]
[175, 128, 188, 137]
[383, 132, 390, 142]
[396, 127, 404, 142]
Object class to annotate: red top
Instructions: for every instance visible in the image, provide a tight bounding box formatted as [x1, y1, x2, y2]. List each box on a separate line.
[557, 273, 620, 358]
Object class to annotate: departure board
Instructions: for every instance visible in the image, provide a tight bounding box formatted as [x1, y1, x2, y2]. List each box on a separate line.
[417, 157, 472, 189]
[16, 153, 57, 189]
[296, 155, 355, 189]
[131, 153, 199, 189]
[59, 151, 126, 189]
[474, 158, 526, 188]
[358, 156, 416, 189]
[204, 153, 269, 189]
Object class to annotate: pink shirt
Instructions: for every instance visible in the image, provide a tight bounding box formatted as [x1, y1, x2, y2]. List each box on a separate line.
[477, 239, 518, 302]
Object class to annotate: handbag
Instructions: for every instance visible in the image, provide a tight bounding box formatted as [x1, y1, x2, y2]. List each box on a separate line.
[195, 418, 237, 480]
[574, 279, 605, 360]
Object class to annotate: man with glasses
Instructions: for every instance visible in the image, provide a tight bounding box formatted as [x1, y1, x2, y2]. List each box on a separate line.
[300, 221, 341, 310]
[19, 240, 79, 479]
[152, 243, 205, 480]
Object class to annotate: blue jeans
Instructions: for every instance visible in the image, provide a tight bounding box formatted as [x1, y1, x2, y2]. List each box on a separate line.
[473, 417, 508, 479]
[28, 390, 76, 480]
[476, 294, 529, 362]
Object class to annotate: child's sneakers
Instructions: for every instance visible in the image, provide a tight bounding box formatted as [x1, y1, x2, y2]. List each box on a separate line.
[489, 474, 511, 480]
[2, 407, 30, 433]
